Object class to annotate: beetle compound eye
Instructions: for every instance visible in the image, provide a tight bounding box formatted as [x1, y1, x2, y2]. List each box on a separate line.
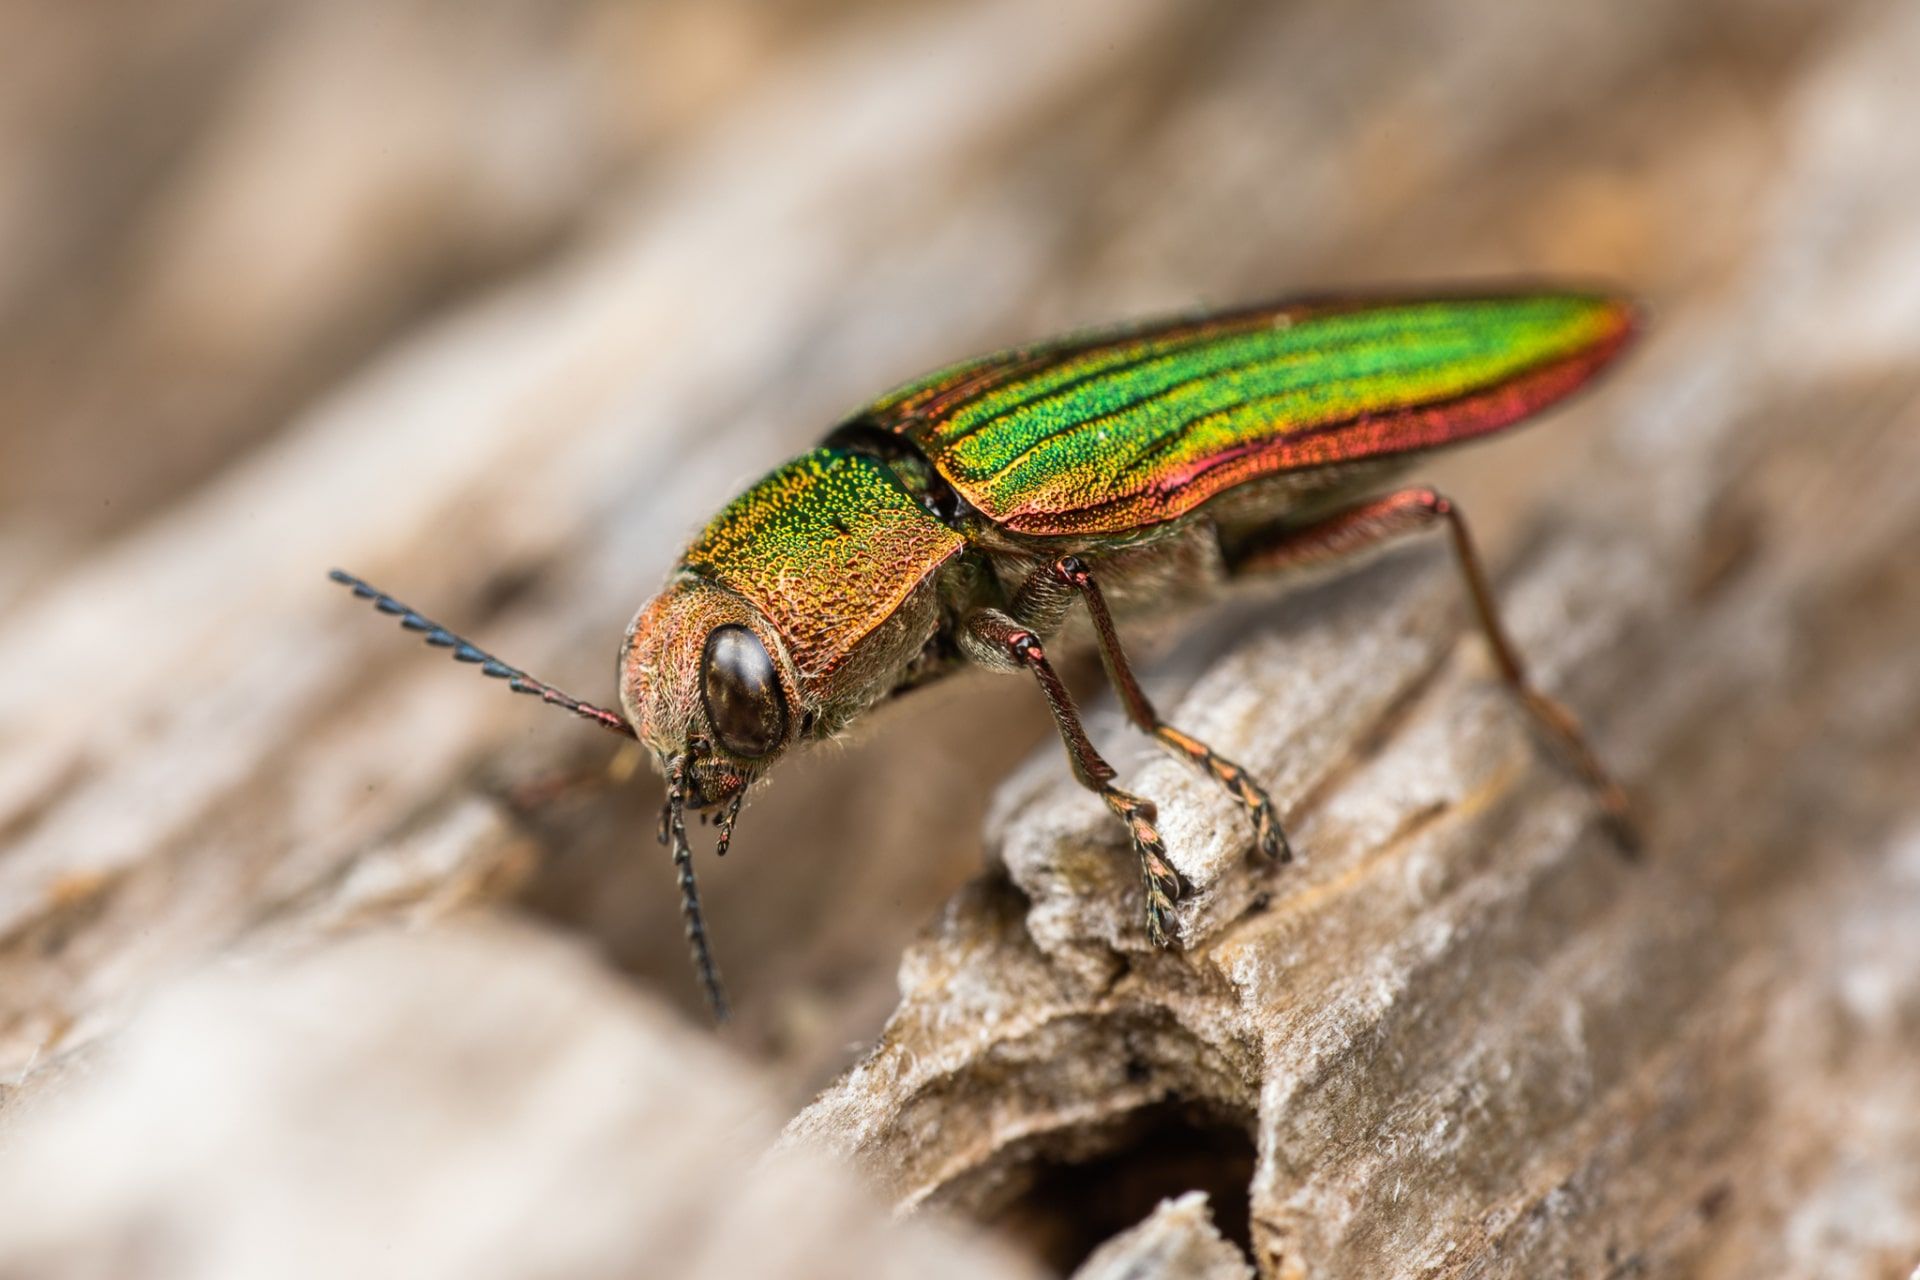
[700, 625, 788, 758]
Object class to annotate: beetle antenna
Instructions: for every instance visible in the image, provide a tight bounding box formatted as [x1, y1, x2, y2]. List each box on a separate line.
[664, 753, 731, 1021]
[329, 569, 636, 739]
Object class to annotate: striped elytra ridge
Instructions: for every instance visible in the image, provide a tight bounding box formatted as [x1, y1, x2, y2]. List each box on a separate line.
[859, 293, 1635, 535]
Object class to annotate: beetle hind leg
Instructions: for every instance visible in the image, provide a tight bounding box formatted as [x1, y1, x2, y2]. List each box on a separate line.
[1229, 487, 1640, 853]
[1043, 556, 1292, 864]
[960, 608, 1183, 945]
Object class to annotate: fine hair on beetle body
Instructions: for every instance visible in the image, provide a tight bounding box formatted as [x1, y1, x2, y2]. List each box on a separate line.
[335, 288, 1641, 1019]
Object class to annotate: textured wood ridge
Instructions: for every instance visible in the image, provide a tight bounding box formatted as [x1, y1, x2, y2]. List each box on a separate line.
[1, 1, 1917, 1277]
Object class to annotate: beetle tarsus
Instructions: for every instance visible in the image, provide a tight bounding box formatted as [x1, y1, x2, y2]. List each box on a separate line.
[1104, 788, 1180, 946]
[1097, 785, 1180, 946]
[1047, 556, 1295, 865]
[1154, 725, 1292, 864]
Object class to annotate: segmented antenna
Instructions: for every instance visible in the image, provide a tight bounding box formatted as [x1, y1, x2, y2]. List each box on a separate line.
[664, 753, 731, 1021]
[329, 569, 635, 739]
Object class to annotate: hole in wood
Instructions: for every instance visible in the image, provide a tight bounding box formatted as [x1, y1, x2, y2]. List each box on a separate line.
[969, 1100, 1257, 1276]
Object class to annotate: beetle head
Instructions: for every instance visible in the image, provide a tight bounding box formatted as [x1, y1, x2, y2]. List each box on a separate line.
[620, 576, 801, 811]
[330, 567, 759, 1021]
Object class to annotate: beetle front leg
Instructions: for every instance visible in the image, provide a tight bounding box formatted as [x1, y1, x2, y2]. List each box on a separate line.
[1033, 556, 1292, 864]
[1230, 487, 1640, 852]
[960, 608, 1183, 945]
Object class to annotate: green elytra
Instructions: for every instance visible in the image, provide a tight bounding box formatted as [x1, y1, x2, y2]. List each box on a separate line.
[335, 290, 1639, 1019]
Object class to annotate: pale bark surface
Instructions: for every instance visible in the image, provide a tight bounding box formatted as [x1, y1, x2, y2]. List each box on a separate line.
[0, 923, 1045, 1280]
[2, 2, 1917, 1277]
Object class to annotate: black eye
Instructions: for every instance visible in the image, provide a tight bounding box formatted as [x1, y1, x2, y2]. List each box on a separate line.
[700, 625, 788, 758]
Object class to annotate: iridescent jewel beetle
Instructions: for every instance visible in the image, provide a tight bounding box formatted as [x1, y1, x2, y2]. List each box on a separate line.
[334, 289, 1640, 1019]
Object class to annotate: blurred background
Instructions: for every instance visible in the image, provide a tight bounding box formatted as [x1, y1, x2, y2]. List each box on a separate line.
[2, 1, 1917, 1275]
[3, 0, 1814, 573]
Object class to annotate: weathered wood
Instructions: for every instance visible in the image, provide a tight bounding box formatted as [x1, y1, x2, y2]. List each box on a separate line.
[0, 923, 1046, 1280]
[2, 1, 1918, 1277]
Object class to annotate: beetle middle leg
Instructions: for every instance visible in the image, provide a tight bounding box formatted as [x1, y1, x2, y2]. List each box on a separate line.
[961, 608, 1183, 945]
[501, 739, 646, 813]
[1229, 487, 1640, 851]
[1026, 555, 1292, 864]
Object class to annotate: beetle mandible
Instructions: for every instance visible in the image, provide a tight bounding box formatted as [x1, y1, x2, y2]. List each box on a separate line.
[334, 289, 1640, 1019]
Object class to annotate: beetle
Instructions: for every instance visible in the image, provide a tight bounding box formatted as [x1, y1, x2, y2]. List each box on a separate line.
[334, 288, 1639, 1019]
